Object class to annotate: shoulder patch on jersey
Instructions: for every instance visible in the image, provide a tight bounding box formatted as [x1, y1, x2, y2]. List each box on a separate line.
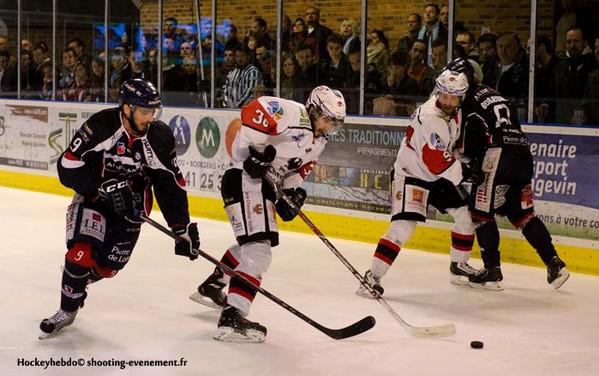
[241, 100, 278, 135]
[430, 132, 446, 150]
[266, 100, 285, 121]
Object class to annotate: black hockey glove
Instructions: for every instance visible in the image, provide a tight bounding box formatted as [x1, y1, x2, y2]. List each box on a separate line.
[461, 161, 484, 185]
[173, 223, 200, 261]
[243, 145, 276, 179]
[98, 178, 136, 218]
[276, 187, 307, 222]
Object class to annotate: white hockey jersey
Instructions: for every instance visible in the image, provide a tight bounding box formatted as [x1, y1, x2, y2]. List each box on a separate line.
[394, 95, 463, 185]
[230, 96, 326, 189]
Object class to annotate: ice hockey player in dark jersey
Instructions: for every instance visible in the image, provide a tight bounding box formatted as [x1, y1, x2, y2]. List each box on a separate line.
[447, 58, 570, 291]
[189, 86, 346, 343]
[39, 78, 200, 339]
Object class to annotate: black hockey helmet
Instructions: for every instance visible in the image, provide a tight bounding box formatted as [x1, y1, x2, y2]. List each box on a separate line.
[444, 58, 476, 87]
[119, 78, 161, 109]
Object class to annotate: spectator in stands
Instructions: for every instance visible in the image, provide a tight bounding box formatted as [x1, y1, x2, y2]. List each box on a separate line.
[32, 42, 50, 71]
[281, 15, 292, 53]
[440, 5, 449, 26]
[20, 51, 39, 98]
[478, 32, 498, 83]
[431, 39, 448, 77]
[305, 6, 333, 60]
[582, 35, 599, 124]
[68, 38, 91, 67]
[485, 32, 529, 110]
[534, 35, 557, 122]
[373, 51, 419, 117]
[40, 62, 53, 100]
[456, 30, 479, 62]
[109, 47, 128, 89]
[294, 43, 319, 88]
[339, 18, 359, 55]
[408, 39, 435, 97]
[59, 47, 77, 90]
[89, 55, 105, 102]
[0, 50, 16, 97]
[367, 29, 390, 81]
[417, 3, 448, 67]
[163, 17, 184, 52]
[545, 26, 596, 123]
[222, 23, 241, 51]
[555, 0, 593, 58]
[0, 35, 8, 54]
[180, 42, 195, 61]
[62, 63, 90, 102]
[344, 43, 383, 114]
[289, 18, 317, 57]
[397, 13, 422, 54]
[215, 48, 236, 106]
[248, 17, 274, 52]
[257, 49, 274, 91]
[223, 45, 261, 108]
[320, 33, 351, 90]
[281, 52, 308, 103]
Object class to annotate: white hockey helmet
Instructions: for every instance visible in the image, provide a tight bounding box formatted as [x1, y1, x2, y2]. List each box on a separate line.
[306, 85, 346, 135]
[435, 70, 469, 97]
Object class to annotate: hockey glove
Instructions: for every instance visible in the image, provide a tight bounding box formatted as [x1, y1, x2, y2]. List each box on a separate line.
[243, 145, 276, 179]
[461, 161, 484, 185]
[276, 187, 307, 221]
[98, 178, 136, 218]
[173, 223, 200, 261]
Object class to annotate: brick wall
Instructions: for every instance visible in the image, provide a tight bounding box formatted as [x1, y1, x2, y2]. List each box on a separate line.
[141, 0, 558, 48]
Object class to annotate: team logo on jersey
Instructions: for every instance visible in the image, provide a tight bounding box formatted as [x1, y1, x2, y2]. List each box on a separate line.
[116, 142, 126, 155]
[168, 115, 191, 156]
[253, 204, 263, 215]
[430, 133, 446, 149]
[196, 117, 221, 159]
[267, 101, 285, 120]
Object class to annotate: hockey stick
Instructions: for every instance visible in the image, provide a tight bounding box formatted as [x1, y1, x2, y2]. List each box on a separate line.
[139, 214, 375, 340]
[267, 177, 456, 338]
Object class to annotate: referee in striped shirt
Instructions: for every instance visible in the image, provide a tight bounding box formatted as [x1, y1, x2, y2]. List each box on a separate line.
[224, 45, 263, 108]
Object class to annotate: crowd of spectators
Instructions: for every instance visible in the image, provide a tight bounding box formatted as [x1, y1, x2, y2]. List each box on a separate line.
[0, 1, 598, 124]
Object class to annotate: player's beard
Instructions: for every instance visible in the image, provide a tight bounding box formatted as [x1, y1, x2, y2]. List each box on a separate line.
[126, 111, 149, 137]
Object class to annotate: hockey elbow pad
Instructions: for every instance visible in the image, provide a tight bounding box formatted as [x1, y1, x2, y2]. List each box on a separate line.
[276, 188, 307, 221]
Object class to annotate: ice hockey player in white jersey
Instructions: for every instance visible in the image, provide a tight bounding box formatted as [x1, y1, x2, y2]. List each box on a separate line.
[357, 70, 480, 298]
[190, 86, 346, 342]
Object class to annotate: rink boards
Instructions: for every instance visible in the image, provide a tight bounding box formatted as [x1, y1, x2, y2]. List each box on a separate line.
[0, 99, 597, 276]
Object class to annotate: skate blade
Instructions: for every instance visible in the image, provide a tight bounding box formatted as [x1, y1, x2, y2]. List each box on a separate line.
[469, 281, 504, 291]
[38, 328, 65, 340]
[213, 327, 265, 343]
[189, 292, 225, 309]
[551, 269, 570, 289]
[449, 274, 471, 286]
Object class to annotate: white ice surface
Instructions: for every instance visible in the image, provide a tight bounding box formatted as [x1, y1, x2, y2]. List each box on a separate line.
[0, 186, 598, 376]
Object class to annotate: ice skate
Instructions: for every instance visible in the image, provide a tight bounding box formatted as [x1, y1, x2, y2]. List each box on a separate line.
[189, 269, 227, 309]
[449, 261, 479, 285]
[214, 305, 267, 343]
[356, 270, 384, 298]
[547, 256, 570, 289]
[469, 266, 504, 291]
[39, 309, 78, 339]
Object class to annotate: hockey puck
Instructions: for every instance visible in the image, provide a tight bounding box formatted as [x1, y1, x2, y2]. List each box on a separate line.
[470, 340, 484, 349]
